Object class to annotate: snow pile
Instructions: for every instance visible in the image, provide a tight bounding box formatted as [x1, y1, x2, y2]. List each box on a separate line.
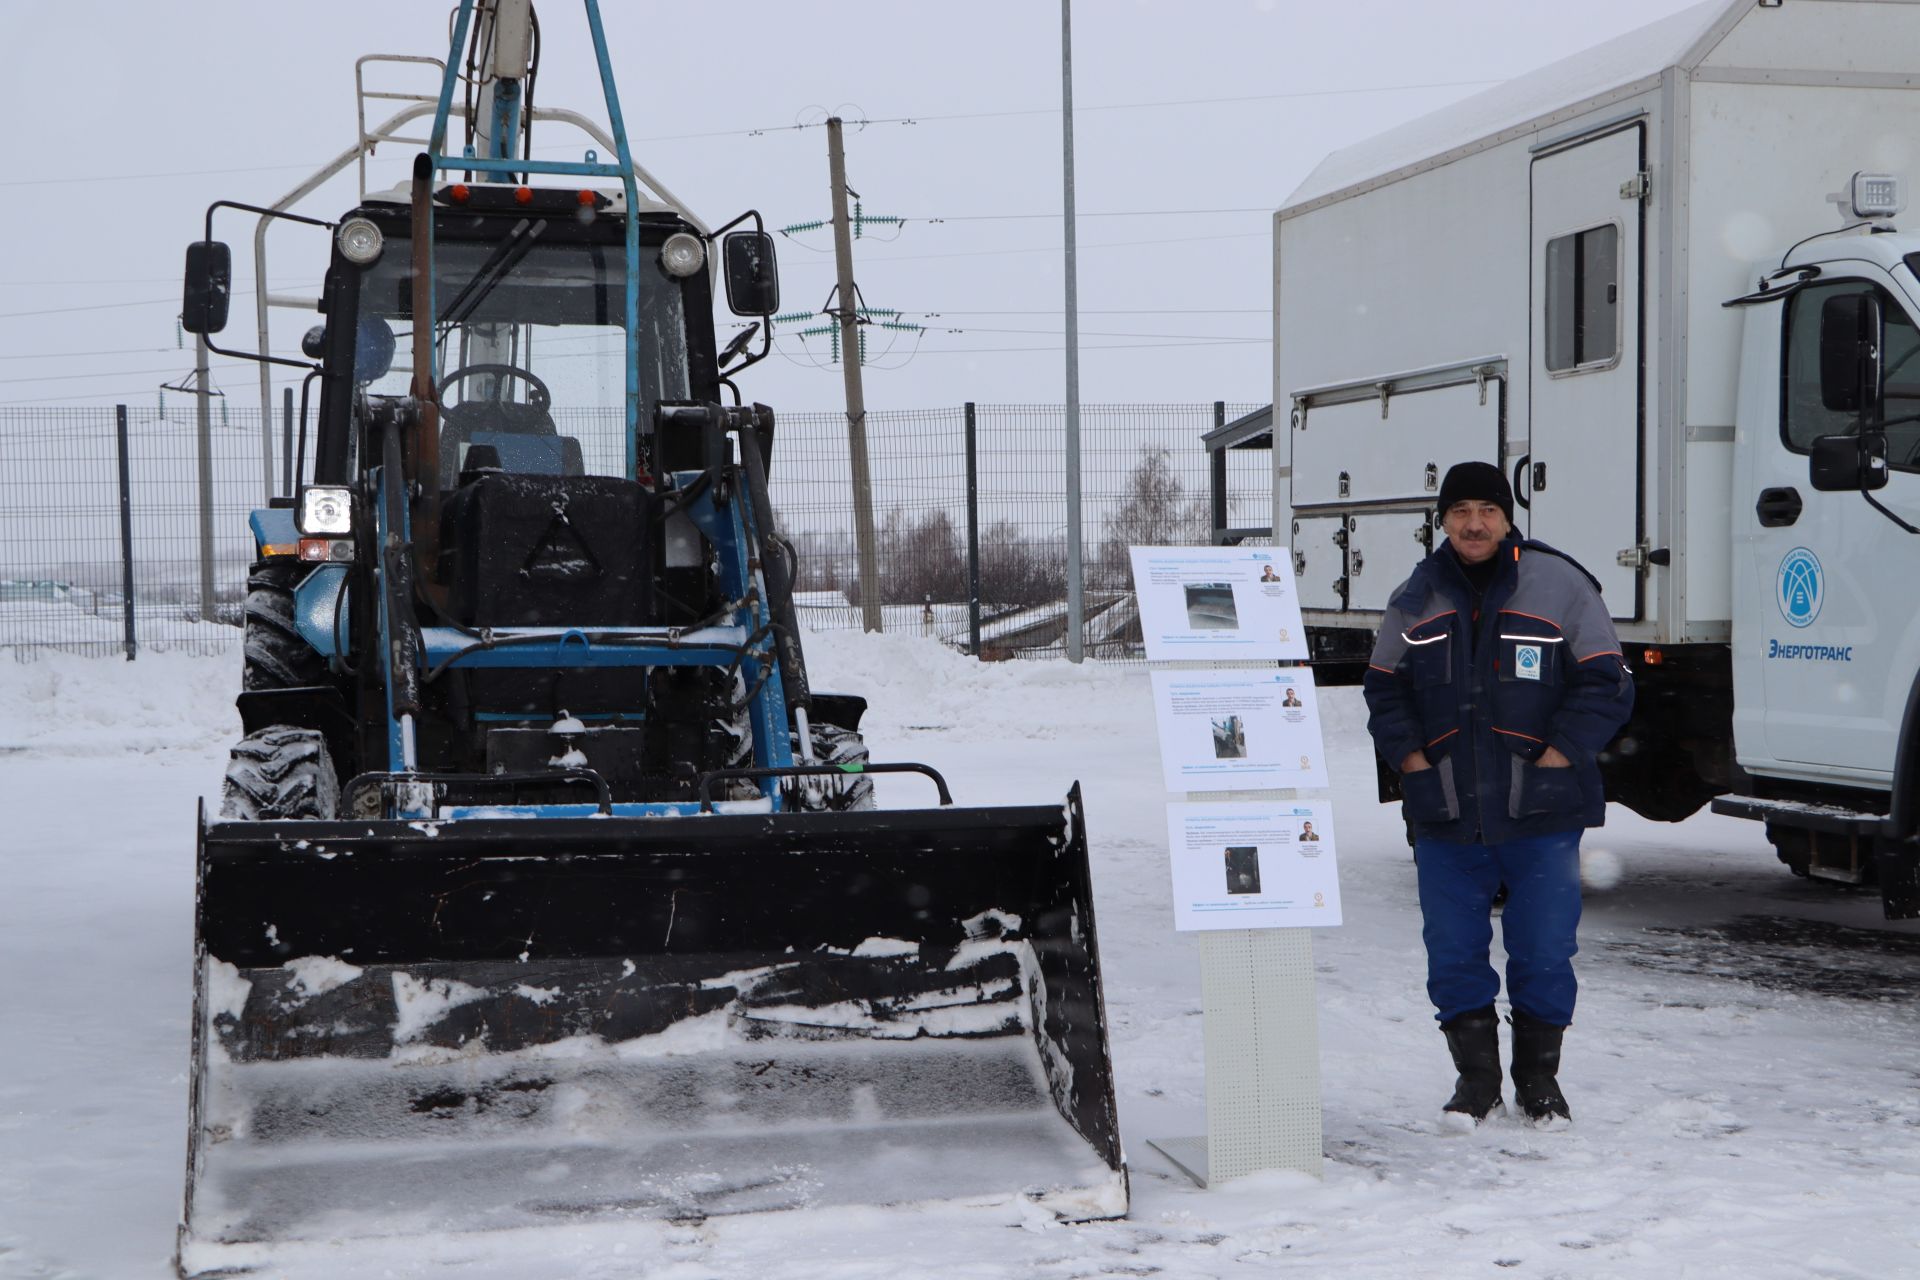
[0, 647, 237, 755]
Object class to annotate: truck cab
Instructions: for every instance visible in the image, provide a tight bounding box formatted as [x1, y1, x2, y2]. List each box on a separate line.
[1723, 230, 1920, 890]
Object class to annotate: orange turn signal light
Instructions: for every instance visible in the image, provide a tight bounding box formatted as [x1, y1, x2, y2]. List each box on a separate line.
[514, 186, 534, 205]
[1642, 647, 1664, 666]
[449, 183, 471, 203]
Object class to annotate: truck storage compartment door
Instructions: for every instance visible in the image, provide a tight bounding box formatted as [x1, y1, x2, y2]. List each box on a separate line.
[1290, 377, 1500, 508]
[1346, 510, 1435, 612]
[1528, 123, 1645, 619]
[1290, 514, 1348, 612]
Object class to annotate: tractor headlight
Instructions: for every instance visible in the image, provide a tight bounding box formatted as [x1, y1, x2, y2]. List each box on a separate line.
[336, 217, 385, 266]
[659, 232, 706, 279]
[298, 485, 354, 536]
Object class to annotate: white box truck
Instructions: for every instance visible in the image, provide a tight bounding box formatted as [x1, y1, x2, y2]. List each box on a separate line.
[1272, 0, 1920, 915]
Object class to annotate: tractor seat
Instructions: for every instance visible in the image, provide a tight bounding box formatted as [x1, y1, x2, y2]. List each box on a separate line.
[439, 399, 581, 487]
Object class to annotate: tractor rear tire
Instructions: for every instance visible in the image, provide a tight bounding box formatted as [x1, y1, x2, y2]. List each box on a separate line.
[221, 726, 340, 820]
[789, 721, 875, 812]
[242, 560, 328, 691]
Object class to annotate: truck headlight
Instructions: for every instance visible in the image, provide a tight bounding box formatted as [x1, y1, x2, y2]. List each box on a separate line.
[336, 217, 385, 266]
[660, 232, 705, 278]
[298, 485, 354, 536]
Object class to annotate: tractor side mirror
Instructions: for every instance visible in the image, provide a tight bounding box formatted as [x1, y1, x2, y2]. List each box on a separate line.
[722, 231, 779, 317]
[1818, 290, 1882, 416]
[182, 241, 232, 336]
[1809, 430, 1891, 492]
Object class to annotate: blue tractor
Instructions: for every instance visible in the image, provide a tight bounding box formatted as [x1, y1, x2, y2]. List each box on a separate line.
[172, 4, 1123, 1269]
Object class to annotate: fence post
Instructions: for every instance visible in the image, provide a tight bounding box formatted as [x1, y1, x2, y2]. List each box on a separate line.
[282, 386, 295, 497]
[1210, 400, 1228, 545]
[195, 336, 217, 621]
[115, 404, 137, 660]
[965, 402, 981, 658]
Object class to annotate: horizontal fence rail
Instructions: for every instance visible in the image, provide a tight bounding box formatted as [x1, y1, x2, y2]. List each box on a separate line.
[0, 401, 1270, 661]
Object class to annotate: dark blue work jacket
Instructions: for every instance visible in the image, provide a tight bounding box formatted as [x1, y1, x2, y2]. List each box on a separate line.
[1362, 535, 1634, 845]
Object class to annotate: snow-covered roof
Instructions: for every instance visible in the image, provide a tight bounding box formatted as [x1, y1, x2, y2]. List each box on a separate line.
[1281, 0, 1744, 215]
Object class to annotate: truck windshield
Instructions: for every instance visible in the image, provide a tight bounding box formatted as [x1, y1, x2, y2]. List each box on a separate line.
[355, 226, 691, 482]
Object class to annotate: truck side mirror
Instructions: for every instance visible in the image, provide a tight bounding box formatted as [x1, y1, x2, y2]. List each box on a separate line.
[1809, 430, 1890, 492]
[1818, 291, 1882, 416]
[181, 241, 232, 336]
[722, 231, 779, 317]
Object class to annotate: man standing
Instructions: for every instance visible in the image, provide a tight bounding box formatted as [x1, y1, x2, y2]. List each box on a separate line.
[1363, 462, 1632, 1130]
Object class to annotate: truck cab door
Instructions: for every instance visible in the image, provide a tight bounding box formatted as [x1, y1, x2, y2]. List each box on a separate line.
[1733, 269, 1920, 782]
[1528, 124, 1645, 619]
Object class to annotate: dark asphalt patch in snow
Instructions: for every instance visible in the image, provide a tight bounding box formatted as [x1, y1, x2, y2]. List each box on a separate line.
[1603, 914, 1920, 1003]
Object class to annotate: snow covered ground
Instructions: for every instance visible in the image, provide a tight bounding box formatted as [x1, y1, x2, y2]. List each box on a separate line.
[4, 632, 1919, 1279]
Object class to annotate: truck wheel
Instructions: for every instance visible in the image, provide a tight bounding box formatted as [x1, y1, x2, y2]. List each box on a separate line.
[788, 722, 875, 811]
[221, 726, 340, 820]
[242, 560, 328, 691]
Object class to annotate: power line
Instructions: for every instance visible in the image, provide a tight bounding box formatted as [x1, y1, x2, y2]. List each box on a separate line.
[916, 207, 1271, 223]
[915, 325, 1262, 342]
[777, 335, 1260, 358]
[0, 345, 175, 362]
[910, 308, 1267, 315]
[0, 296, 179, 321]
[0, 377, 309, 407]
[784, 229, 1268, 266]
[0, 361, 276, 388]
[8, 77, 1506, 192]
[601, 77, 1504, 145]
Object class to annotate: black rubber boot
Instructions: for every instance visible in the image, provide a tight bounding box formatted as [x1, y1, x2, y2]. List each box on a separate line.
[1439, 1006, 1504, 1128]
[1509, 1009, 1572, 1128]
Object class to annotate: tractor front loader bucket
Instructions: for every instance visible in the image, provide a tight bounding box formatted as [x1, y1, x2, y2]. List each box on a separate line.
[177, 785, 1125, 1273]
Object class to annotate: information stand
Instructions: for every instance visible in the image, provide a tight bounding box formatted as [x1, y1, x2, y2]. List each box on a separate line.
[1130, 546, 1334, 1187]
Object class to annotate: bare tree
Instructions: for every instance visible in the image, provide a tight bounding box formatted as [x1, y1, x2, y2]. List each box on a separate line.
[979, 519, 1065, 607]
[1097, 445, 1207, 588]
[879, 507, 967, 604]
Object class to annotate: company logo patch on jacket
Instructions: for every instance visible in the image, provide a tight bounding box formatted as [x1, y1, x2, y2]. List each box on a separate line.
[1514, 644, 1543, 680]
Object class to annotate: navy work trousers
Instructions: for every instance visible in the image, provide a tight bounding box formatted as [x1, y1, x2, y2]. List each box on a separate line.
[1415, 829, 1582, 1027]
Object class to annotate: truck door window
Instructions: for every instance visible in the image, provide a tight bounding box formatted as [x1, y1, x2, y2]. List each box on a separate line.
[1783, 279, 1920, 471]
[1544, 223, 1619, 372]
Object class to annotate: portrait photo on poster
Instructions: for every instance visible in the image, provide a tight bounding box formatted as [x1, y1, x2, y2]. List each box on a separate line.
[1151, 668, 1328, 792]
[1129, 545, 1308, 661]
[1166, 801, 1343, 930]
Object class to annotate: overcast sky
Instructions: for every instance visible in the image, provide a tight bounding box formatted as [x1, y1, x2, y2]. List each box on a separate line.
[2, 0, 1705, 418]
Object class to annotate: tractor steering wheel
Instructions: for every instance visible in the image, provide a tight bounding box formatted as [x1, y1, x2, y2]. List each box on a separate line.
[437, 363, 552, 413]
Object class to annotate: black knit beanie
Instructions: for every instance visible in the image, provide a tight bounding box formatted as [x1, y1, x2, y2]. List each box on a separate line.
[1435, 461, 1514, 525]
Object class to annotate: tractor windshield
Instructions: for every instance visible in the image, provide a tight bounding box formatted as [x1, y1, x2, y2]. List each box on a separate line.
[356, 225, 691, 482]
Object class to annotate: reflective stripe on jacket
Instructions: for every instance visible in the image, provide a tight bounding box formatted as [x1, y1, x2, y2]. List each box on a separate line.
[1362, 535, 1634, 845]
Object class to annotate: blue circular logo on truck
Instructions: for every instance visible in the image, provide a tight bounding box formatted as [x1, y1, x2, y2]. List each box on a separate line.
[1777, 547, 1823, 628]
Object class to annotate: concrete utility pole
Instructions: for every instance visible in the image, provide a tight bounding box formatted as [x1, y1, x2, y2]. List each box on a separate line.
[826, 117, 884, 633]
[1061, 0, 1085, 662]
[194, 335, 218, 622]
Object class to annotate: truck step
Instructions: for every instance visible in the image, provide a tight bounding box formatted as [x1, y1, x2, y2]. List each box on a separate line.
[1709, 795, 1887, 836]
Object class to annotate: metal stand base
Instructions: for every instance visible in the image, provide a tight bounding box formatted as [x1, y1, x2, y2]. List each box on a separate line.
[1152, 927, 1323, 1187]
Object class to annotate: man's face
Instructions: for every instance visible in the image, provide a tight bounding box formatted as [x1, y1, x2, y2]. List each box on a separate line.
[1443, 500, 1511, 564]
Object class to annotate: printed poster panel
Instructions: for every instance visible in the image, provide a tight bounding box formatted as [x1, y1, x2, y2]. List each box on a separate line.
[1150, 668, 1328, 792]
[1166, 801, 1343, 930]
[1129, 545, 1308, 662]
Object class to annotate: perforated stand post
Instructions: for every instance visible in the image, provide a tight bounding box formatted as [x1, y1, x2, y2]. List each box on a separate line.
[1148, 921, 1323, 1186]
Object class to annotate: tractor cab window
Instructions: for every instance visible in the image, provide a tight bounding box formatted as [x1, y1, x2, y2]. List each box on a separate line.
[1783, 278, 1920, 472]
[358, 229, 691, 486]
